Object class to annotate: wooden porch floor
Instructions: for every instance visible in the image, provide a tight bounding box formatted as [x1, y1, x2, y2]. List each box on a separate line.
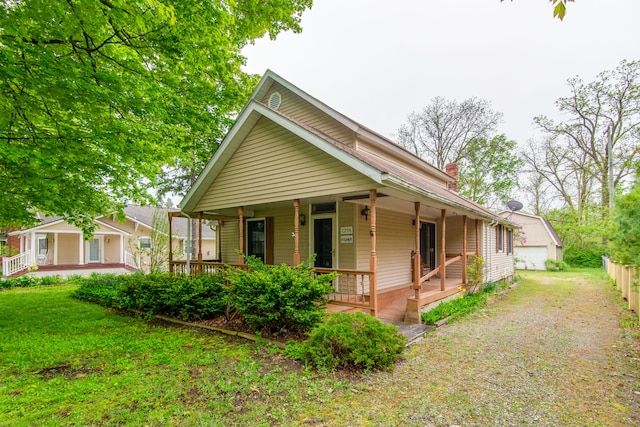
[327, 277, 465, 322]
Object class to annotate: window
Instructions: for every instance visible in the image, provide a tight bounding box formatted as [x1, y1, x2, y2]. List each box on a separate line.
[496, 224, 503, 252]
[312, 203, 336, 214]
[139, 237, 152, 249]
[507, 229, 513, 254]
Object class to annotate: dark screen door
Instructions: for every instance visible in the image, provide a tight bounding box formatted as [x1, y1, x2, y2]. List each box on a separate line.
[314, 218, 333, 268]
[420, 222, 436, 268]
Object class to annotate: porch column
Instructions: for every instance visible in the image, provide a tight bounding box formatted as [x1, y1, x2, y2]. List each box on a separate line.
[238, 207, 245, 264]
[413, 202, 421, 299]
[120, 234, 125, 264]
[441, 209, 446, 291]
[369, 190, 378, 317]
[198, 213, 203, 273]
[293, 199, 301, 266]
[168, 213, 174, 273]
[30, 232, 36, 264]
[475, 219, 479, 256]
[217, 221, 223, 262]
[78, 233, 84, 265]
[462, 215, 467, 284]
[53, 232, 58, 265]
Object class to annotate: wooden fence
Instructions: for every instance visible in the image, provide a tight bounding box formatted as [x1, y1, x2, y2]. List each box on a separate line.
[604, 257, 639, 320]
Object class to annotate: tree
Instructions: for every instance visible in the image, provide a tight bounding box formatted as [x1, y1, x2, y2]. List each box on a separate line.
[458, 135, 523, 209]
[0, 0, 312, 233]
[609, 169, 640, 267]
[533, 60, 640, 221]
[521, 136, 595, 216]
[129, 209, 177, 273]
[396, 97, 503, 170]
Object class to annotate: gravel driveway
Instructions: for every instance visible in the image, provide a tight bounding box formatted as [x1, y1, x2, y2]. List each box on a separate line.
[314, 269, 640, 426]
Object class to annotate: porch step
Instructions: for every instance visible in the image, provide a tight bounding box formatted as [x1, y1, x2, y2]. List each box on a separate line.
[382, 320, 434, 345]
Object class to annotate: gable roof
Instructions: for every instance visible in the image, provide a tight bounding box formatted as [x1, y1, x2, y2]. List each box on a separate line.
[9, 206, 215, 240]
[498, 211, 563, 247]
[181, 70, 509, 224]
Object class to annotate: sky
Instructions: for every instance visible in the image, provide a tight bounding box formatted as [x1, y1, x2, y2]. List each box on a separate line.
[241, 0, 640, 148]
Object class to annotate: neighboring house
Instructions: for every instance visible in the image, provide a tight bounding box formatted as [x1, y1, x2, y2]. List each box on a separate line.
[2, 205, 216, 277]
[499, 211, 563, 270]
[177, 70, 516, 323]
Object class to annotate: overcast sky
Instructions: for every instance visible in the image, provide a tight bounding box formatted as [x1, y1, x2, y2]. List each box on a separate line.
[242, 0, 640, 148]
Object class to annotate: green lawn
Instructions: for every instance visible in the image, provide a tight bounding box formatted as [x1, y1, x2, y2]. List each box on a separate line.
[0, 285, 348, 426]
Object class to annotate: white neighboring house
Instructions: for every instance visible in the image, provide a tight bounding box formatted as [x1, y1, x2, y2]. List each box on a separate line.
[499, 211, 563, 270]
[2, 205, 217, 277]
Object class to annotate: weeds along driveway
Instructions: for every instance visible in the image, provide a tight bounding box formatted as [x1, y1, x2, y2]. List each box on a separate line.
[315, 269, 640, 426]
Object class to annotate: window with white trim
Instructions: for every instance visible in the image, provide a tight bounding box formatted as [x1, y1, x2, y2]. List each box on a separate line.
[139, 237, 152, 249]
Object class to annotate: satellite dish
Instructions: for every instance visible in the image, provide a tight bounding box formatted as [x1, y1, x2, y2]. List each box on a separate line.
[506, 200, 523, 212]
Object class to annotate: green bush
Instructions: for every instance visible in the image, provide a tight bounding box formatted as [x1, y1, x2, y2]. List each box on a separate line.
[69, 273, 131, 309]
[226, 255, 335, 334]
[563, 245, 603, 268]
[71, 272, 227, 321]
[291, 312, 406, 371]
[544, 259, 569, 271]
[0, 274, 64, 289]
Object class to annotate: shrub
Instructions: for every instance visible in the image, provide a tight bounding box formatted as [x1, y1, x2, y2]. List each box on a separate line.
[544, 259, 569, 271]
[291, 312, 406, 371]
[71, 272, 227, 320]
[70, 273, 131, 309]
[0, 274, 64, 289]
[226, 255, 335, 335]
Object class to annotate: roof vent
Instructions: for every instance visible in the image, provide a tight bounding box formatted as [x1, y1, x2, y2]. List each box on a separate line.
[268, 92, 282, 109]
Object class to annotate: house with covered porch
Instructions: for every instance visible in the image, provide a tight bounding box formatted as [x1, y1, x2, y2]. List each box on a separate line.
[175, 70, 515, 323]
[3, 205, 216, 277]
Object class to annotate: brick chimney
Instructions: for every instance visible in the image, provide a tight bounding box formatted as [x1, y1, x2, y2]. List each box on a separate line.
[445, 163, 459, 192]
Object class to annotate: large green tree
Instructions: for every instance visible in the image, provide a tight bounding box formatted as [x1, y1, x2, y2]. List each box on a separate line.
[458, 135, 523, 209]
[1, 0, 311, 233]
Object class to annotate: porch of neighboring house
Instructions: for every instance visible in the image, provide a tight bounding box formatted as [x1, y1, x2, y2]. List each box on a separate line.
[168, 191, 479, 324]
[2, 228, 137, 278]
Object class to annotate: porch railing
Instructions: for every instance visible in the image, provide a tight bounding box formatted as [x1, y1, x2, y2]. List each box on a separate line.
[125, 252, 138, 270]
[2, 251, 31, 278]
[169, 261, 248, 276]
[315, 268, 374, 312]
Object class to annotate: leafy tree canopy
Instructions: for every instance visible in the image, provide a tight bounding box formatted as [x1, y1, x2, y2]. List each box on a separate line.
[0, 0, 312, 233]
[609, 169, 640, 267]
[458, 135, 523, 209]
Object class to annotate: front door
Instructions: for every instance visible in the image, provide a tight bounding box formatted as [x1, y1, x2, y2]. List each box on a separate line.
[313, 218, 333, 268]
[420, 222, 436, 269]
[88, 238, 100, 263]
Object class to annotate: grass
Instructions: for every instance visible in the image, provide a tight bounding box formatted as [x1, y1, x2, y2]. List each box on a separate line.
[0, 285, 350, 426]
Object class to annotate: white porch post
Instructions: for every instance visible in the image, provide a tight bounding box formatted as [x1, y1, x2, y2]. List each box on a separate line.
[53, 232, 58, 265]
[120, 234, 125, 263]
[79, 233, 84, 265]
[30, 232, 36, 264]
